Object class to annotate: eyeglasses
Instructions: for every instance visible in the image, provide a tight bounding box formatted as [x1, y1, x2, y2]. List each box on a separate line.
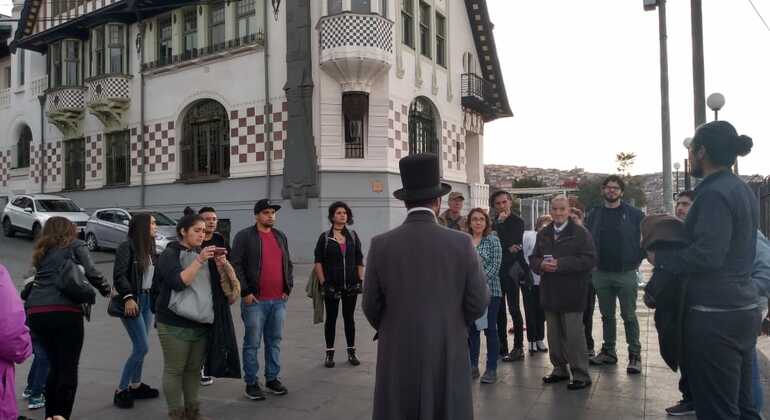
[603, 186, 621, 191]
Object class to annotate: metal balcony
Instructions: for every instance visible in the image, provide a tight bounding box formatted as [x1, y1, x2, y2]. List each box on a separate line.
[461, 73, 497, 119]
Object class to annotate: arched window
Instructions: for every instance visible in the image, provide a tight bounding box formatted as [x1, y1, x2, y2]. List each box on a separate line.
[16, 125, 31, 169]
[408, 97, 438, 155]
[180, 99, 230, 180]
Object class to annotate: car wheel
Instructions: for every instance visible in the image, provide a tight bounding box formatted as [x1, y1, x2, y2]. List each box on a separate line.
[86, 233, 99, 252]
[31, 223, 41, 240]
[2, 218, 15, 237]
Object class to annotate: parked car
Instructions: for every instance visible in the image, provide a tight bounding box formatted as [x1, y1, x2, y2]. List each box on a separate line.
[85, 208, 177, 252]
[2, 194, 90, 239]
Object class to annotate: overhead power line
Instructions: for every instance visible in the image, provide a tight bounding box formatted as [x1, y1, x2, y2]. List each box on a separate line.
[747, 0, 770, 32]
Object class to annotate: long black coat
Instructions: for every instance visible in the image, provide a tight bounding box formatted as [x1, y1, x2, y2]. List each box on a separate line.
[363, 211, 489, 420]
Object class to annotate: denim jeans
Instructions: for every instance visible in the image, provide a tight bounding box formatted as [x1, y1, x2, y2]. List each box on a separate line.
[242, 299, 287, 385]
[26, 333, 50, 396]
[469, 297, 501, 372]
[119, 292, 154, 390]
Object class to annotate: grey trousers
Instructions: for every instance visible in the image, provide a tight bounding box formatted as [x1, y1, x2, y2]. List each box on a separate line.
[545, 311, 591, 382]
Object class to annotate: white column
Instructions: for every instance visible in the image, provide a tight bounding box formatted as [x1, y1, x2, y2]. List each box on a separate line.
[199, 5, 210, 49]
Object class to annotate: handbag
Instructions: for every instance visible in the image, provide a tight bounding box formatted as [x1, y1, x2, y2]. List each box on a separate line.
[56, 251, 96, 305]
[168, 259, 215, 324]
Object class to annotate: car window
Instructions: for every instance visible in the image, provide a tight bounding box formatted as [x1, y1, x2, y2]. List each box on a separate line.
[36, 199, 81, 212]
[11, 197, 25, 207]
[131, 211, 176, 226]
[115, 211, 130, 224]
[98, 211, 115, 223]
[20, 198, 32, 209]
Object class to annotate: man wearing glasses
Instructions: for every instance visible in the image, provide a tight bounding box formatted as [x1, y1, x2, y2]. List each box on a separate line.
[585, 175, 645, 374]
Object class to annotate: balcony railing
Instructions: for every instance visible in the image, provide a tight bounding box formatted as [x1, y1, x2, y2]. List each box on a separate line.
[470, 183, 490, 211]
[0, 88, 9, 108]
[142, 33, 264, 72]
[461, 73, 496, 118]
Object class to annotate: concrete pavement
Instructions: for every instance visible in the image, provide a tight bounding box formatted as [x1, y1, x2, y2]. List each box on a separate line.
[1, 234, 765, 419]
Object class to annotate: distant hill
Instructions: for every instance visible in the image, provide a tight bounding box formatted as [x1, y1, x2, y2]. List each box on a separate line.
[485, 164, 767, 213]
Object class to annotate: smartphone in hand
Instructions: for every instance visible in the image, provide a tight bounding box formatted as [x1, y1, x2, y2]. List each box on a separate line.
[213, 247, 228, 257]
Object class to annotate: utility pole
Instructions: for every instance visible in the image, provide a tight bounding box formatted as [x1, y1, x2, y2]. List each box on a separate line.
[691, 0, 706, 128]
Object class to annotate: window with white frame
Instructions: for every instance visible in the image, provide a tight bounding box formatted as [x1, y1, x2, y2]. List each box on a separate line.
[64, 40, 80, 85]
[64, 138, 86, 190]
[108, 24, 125, 73]
[380, 0, 388, 17]
[157, 14, 173, 65]
[328, 0, 342, 14]
[92, 26, 105, 75]
[436, 13, 446, 67]
[343, 92, 368, 159]
[419, 2, 431, 58]
[183, 8, 198, 57]
[237, 0, 257, 39]
[401, 0, 414, 48]
[105, 130, 130, 185]
[209, 2, 226, 50]
[16, 125, 32, 169]
[49, 40, 82, 88]
[351, 0, 371, 13]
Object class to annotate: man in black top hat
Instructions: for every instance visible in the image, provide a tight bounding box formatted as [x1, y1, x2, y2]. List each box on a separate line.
[362, 153, 489, 420]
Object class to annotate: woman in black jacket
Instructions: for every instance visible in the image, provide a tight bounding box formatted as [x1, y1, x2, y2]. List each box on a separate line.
[112, 213, 160, 409]
[314, 202, 364, 368]
[26, 217, 111, 420]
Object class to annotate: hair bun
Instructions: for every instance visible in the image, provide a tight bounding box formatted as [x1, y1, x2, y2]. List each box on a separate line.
[734, 134, 753, 157]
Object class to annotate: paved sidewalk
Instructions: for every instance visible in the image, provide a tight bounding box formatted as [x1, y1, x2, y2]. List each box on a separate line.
[7, 256, 757, 419]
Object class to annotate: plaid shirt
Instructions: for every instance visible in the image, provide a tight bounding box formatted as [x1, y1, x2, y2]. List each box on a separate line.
[476, 234, 502, 297]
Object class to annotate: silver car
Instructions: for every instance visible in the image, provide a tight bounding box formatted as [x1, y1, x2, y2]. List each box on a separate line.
[2, 194, 90, 239]
[85, 208, 177, 252]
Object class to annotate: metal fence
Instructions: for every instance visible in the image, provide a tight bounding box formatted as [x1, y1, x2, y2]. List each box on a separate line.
[519, 197, 551, 231]
[749, 178, 770, 237]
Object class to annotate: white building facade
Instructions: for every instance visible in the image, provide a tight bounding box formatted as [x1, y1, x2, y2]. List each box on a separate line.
[1, 0, 511, 260]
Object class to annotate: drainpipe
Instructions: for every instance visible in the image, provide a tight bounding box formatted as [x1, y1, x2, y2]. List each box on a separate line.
[263, 0, 272, 201]
[136, 16, 147, 208]
[37, 94, 46, 194]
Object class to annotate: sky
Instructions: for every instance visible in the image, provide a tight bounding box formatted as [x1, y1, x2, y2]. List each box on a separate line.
[483, 0, 770, 176]
[2, 1, 766, 176]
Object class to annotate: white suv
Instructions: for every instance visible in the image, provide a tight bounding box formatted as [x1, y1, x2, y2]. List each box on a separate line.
[2, 194, 91, 239]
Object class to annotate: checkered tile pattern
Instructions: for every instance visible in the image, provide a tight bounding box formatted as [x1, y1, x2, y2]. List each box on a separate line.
[388, 100, 410, 161]
[85, 134, 104, 180]
[0, 148, 10, 187]
[320, 14, 393, 53]
[41, 142, 63, 186]
[85, 75, 130, 103]
[442, 121, 465, 171]
[30, 145, 40, 184]
[131, 121, 176, 174]
[46, 88, 86, 113]
[229, 101, 288, 164]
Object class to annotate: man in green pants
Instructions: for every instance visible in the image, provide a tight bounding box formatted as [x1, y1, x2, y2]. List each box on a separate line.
[585, 175, 646, 374]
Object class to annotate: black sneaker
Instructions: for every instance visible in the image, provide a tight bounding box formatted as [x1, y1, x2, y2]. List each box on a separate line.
[665, 400, 695, 416]
[113, 389, 135, 409]
[266, 379, 288, 396]
[129, 383, 160, 399]
[244, 383, 266, 401]
[589, 348, 618, 365]
[502, 347, 525, 362]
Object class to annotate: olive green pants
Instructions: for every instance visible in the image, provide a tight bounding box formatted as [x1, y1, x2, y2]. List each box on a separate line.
[592, 270, 642, 355]
[157, 323, 208, 410]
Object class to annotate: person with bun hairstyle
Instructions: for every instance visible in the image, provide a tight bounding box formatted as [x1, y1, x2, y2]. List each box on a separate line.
[649, 121, 761, 420]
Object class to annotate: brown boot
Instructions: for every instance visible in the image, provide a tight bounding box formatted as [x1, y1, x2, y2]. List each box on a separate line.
[168, 408, 186, 420]
[185, 402, 211, 420]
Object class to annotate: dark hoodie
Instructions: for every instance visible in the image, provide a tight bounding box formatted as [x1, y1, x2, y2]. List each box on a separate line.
[152, 241, 213, 330]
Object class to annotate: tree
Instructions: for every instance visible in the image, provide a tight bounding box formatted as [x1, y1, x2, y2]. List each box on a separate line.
[512, 176, 545, 189]
[616, 152, 637, 176]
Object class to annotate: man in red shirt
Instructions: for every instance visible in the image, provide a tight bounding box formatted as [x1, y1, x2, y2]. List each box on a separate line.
[231, 199, 294, 401]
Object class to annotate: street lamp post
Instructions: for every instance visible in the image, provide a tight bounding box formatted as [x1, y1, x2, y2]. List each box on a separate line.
[645, 0, 673, 214]
[673, 162, 681, 195]
[707, 92, 725, 121]
[683, 137, 692, 190]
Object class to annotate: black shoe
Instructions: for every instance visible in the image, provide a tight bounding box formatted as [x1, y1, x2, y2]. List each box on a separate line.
[567, 379, 592, 390]
[266, 379, 288, 396]
[129, 383, 159, 400]
[503, 348, 525, 362]
[665, 400, 696, 416]
[325, 350, 335, 368]
[589, 348, 618, 365]
[347, 348, 361, 366]
[113, 389, 135, 409]
[244, 383, 266, 401]
[542, 374, 570, 384]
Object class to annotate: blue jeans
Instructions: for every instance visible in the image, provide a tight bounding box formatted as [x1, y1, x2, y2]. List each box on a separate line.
[26, 333, 49, 396]
[242, 299, 286, 384]
[469, 297, 501, 372]
[118, 293, 154, 390]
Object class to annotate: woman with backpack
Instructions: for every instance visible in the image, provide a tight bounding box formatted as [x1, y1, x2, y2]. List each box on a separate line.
[112, 213, 161, 409]
[314, 201, 364, 368]
[26, 216, 111, 420]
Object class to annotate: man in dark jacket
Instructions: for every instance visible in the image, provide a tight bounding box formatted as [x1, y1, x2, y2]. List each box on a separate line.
[652, 121, 760, 420]
[231, 199, 293, 401]
[585, 175, 645, 373]
[531, 195, 596, 390]
[491, 190, 527, 361]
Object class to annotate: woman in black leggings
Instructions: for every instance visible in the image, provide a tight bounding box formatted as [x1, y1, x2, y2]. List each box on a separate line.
[313, 202, 364, 368]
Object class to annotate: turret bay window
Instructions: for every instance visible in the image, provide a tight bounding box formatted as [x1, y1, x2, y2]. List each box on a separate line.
[343, 92, 368, 159]
[419, 2, 431, 58]
[108, 24, 126, 73]
[237, 0, 257, 40]
[16, 125, 32, 169]
[408, 97, 438, 155]
[209, 2, 226, 51]
[49, 40, 82, 88]
[183, 8, 198, 58]
[401, 0, 414, 48]
[91, 24, 126, 76]
[180, 100, 230, 180]
[64, 138, 86, 190]
[106, 130, 130, 185]
[158, 15, 173, 66]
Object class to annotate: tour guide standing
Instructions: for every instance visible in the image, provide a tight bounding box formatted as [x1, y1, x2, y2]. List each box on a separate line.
[363, 153, 489, 420]
[651, 121, 760, 420]
[586, 175, 645, 374]
[232, 199, 293, 401]
[530, 196, 596, 390]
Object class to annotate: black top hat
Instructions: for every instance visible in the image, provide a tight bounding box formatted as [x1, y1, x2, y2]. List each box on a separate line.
[254, 199, 281, 214]
[393, 153, 452, 202]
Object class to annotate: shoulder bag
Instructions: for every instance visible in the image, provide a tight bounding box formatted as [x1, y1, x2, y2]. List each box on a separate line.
[57, 249, 96, 305]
